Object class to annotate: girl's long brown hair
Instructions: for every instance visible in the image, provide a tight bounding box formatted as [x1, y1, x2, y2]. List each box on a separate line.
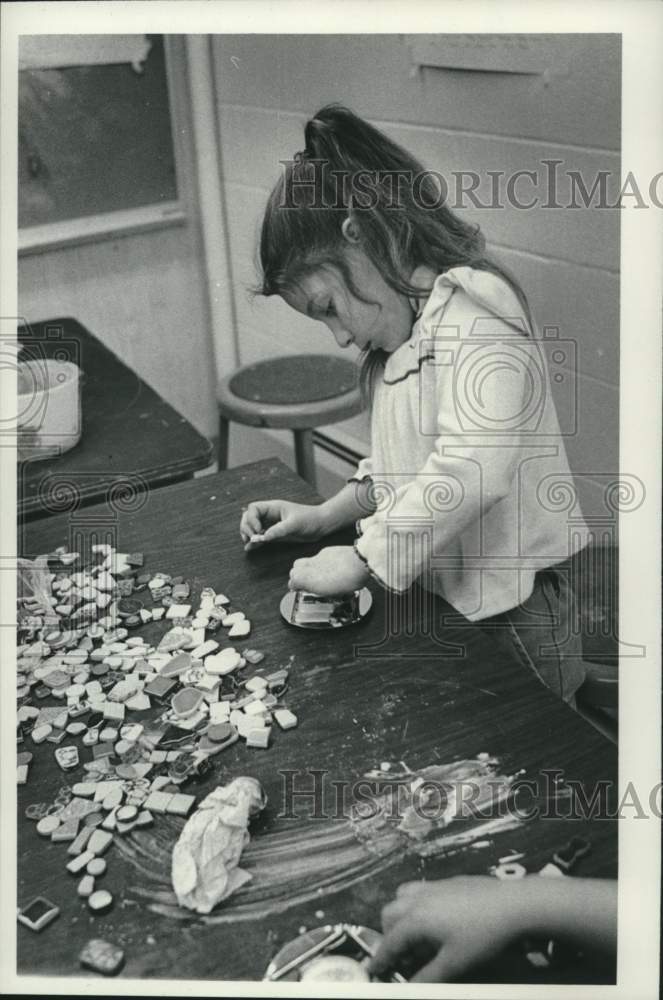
[258, 104, 532, 402]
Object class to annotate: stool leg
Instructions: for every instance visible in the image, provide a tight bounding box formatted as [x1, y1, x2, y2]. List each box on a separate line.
[218, 415, 230, 470]
[293, 429, 316, 487]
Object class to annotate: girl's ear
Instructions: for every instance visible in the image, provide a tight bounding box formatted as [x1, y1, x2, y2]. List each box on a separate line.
[341, 216, 361, 245]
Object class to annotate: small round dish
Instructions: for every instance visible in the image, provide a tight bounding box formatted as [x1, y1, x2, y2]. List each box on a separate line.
[279, 588, 372, 629]
[263, 923, 405, 982]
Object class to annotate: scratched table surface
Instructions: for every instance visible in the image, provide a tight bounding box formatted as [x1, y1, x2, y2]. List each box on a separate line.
[17, 318, 214, 520]
[18, 458, 617, 984]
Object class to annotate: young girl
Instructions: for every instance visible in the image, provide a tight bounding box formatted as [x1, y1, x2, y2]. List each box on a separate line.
[240, 105, 589, 705]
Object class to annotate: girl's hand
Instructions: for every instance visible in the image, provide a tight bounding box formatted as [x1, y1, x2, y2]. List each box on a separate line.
[288, 546, 370, 595]
[240, 500, 328, 551]
[369, 877, 532, 982]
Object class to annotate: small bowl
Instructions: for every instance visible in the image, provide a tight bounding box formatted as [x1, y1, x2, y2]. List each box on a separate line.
[17, 359, 81, 460]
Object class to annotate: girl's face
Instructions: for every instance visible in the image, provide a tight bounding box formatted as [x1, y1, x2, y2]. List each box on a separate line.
[282, 248, 415, 354]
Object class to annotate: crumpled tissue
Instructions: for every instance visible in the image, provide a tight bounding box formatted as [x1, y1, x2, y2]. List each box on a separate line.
[172, 776, 265, 914]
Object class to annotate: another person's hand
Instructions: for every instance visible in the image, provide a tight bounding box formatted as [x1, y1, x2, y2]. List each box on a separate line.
[288, 545, 369, 595]
[240, 500, 328, 551]
[369, 877, 531, 982]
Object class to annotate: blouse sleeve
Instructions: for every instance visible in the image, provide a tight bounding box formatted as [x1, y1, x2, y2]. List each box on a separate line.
[348, 453, 374, 485]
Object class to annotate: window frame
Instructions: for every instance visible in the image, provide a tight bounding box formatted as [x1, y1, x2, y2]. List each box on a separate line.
[18, 35, 186, 256]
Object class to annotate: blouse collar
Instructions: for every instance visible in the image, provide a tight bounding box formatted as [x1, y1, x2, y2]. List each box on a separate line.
[383, 265, 531, 386]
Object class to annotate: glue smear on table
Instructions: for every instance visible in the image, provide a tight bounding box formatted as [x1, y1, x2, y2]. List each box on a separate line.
[115, 756, 524, 923]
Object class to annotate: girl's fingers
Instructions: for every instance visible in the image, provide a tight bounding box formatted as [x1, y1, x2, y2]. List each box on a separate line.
[410, 950, 454, 983]
[240, 510, 258, 539]
[244, 504, 266, 535]
[246, 500, 284, 532]
[381, 898, 411, 932]
[368, 919, 424, 978]
[262, 520, 289, 543]
[381, 883, 432, 931]
[288, 558, 309, 590]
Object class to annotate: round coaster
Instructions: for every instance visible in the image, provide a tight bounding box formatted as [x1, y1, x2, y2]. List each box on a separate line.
[301, 956, 370, 983]
[88, 889, 113, 913]
[92, 663, 109, 677]
[280, 588, 373, 630]
[87, 857, 107, 877]
[99, 728, 118, 743]
[263, 924, 388, 983]
[17, 751, 33, 766]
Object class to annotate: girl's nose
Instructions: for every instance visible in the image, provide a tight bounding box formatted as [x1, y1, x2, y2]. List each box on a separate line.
[331, 326, 353, 349]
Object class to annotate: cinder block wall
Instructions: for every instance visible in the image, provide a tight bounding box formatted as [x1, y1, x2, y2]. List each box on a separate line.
[211, 34, 620, 518]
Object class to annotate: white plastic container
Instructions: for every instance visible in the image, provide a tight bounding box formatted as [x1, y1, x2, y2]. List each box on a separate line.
[17, 359, 82, 460]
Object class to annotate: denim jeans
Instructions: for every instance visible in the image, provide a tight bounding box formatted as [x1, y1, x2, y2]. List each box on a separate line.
[483, 564, 587, 706]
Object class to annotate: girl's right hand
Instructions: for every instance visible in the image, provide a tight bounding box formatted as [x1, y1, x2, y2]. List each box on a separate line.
[239, 500, 328, 551]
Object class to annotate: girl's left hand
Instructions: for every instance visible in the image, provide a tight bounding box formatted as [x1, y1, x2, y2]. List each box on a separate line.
[288, 546, 370, 595]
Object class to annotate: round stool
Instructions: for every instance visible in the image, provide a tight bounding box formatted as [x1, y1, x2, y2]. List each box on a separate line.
[218, 354, 363, 487]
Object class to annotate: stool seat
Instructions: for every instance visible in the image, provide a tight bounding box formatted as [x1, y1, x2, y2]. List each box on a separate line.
[229, 354, 359, 407]
[217, 354, 364, 485]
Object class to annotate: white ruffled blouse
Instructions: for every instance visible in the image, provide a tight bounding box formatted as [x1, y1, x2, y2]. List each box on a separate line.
[352, 265, 589, 621]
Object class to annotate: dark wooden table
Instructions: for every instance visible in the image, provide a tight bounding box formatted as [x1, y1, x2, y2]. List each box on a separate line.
[17, 459, 618, 984]
[17, 318, 214, 521]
